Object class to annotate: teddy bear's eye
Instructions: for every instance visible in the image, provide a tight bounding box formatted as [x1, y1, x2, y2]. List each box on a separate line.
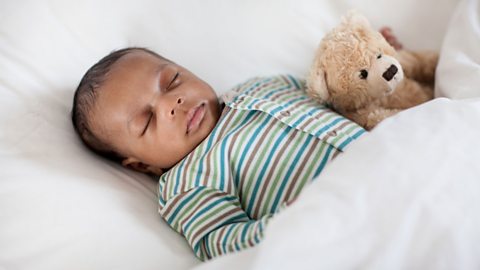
[377, 54, 382, 59]
[359, 69, 369, 79]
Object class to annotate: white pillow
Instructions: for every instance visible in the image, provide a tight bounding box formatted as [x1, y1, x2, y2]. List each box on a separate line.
[435, 0, 480, 99]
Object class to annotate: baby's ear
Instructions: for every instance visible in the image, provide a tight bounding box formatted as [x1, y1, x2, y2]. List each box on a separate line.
[122, 157, 164, 176]
[306, 67, 329, 103]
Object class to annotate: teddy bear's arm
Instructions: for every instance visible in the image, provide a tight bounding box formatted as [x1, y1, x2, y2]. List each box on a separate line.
[396, 50, 439, 84]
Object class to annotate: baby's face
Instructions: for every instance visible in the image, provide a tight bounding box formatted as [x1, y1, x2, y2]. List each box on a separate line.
[90, 50, 221, 174]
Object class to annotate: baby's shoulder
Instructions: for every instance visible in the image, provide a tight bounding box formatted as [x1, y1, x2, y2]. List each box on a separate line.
[230, 74, 305, 94]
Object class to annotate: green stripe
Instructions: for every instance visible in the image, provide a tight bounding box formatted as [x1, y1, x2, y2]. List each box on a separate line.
[170, 188, 217, 229]
[224, 224, 242, 253]
[329, 124, 359, 149]
[260, 130, 307, 215]
[218, 110, 256, 187]
[186, 198, 240, 240]
[290, 140, 327, 199]
[199, 110, 249, 191]
[229, 113, 264, 177]
[240, 117, 282, 208]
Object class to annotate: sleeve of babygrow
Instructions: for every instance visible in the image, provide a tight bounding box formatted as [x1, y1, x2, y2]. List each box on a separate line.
[159, 186, 272, 260]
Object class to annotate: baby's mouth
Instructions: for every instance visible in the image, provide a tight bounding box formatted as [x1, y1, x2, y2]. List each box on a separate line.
[186, 103, 206, 134]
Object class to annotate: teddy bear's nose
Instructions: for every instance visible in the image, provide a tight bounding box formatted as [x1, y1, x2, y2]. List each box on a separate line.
[382, 65, 398, 81]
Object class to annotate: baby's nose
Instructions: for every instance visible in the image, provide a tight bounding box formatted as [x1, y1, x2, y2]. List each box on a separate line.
[168, 97, 184, 117]
[382, 65, 398, 81]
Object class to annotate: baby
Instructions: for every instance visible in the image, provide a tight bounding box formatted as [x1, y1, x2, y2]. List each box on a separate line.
[72, 30, 400, 260]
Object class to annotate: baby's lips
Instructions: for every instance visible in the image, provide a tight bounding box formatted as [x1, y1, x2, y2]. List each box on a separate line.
[186, 103, 206, 134]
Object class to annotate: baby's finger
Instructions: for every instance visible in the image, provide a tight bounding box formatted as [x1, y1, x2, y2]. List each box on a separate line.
[380, 27, 403, 50]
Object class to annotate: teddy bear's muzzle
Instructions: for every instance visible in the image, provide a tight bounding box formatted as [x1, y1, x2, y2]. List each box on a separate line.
[382, 65, 398, 81]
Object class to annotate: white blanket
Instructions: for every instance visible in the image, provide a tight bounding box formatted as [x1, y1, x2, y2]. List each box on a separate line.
[195, 1, 480, 269]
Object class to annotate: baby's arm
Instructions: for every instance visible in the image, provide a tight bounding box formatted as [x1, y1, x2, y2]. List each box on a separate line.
[380, 27, 403, 50]
[160, 186, 271, 260]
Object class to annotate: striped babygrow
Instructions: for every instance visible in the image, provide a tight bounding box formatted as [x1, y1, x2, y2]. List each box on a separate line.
[158, 75, 365, 260]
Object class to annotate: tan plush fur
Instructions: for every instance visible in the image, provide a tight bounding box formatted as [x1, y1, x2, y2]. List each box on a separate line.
[306, 11, 438, 130]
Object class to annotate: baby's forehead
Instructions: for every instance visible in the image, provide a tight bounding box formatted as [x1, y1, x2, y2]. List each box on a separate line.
[110, 50, 166, 73]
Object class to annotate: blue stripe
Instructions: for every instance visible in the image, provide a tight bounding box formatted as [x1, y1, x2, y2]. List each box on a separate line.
[220, 224, 237, 254]
[235, 81, 263, 94]
[194, 110, 255, 187]
[271, 135, 313, 210]
[204, 236, 212, 258]
[219, 111, 257, 190]
[338, 136, 352, 151]
[173, 159, 186, 194]
[240, 221, 253, 242]
[337, 128, 365, 150]
[193, 112, 228, 186]
[166, 187, 205, 224]
[158, 194, 165, 206]
[253, 229, 260, 244]
[279, 96, 308, 108]
[243, 96, 263, 109]
[270, 105, 284, 115]
[268, 96, 308, 116]
[287, 74, 302, 90]
[242, 79, 272, 96]
[183, 196, 238, 234]
[263, 85, 291, 99]
[192, 212, 247, 255]
[289, 107, 320, 129]
[219, 141, 227, 190]
[234, 114, 271, 187]
[245, 124, 291, 214]
[313, 145, 335, 178]
[256, 220, 265, 245]
[158, 180, 166, 205]
[194, 242, 201, 254]
[313, 116, 344, 137]
[352, 128, 366, 139]
[158, 195, 166, 206]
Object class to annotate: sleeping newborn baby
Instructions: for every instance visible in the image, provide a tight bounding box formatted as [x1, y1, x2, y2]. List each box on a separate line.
[71, 48, 367, 260]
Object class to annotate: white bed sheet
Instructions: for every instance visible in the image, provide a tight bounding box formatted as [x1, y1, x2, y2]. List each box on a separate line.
[0, 0, 462, 269]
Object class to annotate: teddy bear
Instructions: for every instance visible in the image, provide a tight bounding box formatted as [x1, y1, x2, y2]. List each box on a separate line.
[306, 11, 438, 130]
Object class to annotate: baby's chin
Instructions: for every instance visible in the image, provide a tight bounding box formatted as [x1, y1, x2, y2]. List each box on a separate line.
[209, 97, 223, 120]
[204, 103, 221, 134]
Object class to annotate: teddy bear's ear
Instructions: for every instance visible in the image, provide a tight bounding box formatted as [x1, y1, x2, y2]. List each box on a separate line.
[342, 10, 371, 29]
[306, 67, 329, 103]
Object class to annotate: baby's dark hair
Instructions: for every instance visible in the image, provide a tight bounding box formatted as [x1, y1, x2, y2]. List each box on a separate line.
[71, 47, 166, 163]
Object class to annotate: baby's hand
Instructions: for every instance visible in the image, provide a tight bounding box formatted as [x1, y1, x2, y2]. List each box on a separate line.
[380, 27, 403, 50]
